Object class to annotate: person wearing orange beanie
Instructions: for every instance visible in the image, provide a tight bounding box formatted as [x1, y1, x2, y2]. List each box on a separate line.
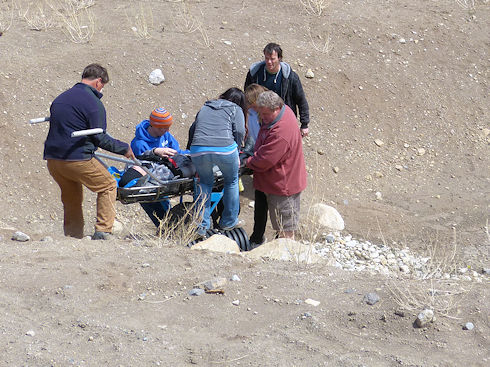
[129, 107, 189, 227]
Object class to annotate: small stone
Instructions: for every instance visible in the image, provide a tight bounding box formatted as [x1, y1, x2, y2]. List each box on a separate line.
[395, 165, 403, 171]
[399, 38, 406, 44]
[374, 171, 384, 178]
[232, 300, 240, 306]
[463, 322, 474, 330]
[317, 149, 325, 155]
[26, 330, 35, 337]
[415, 309, 434, 328]
[325, 234, 335, 243]
[305, 69, 314, 78]
[305, 298, 320, 307]
[223, 40, 232, 45]
[417, 148, 426, 156]
[230, 274, 241, 282]
[332, 166, 339, 173]
[375, 192, 382, 200]
[363, 292, 380, 305]
[141, 263, 150, 268]
[301, 312, 312, 319]
[394, 309, 406, 317]
[12, 231, 30, 242]
[195, 277, 227, 291]
[249, 201, 255, 208]
[374, 139, 384, 147]
[149, 69, 165, 85]
[189, 288, 205, 296]
[40, 236, 53, 242]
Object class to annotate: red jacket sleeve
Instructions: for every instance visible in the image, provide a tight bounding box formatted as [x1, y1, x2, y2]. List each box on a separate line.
[246, 134, 290, 173]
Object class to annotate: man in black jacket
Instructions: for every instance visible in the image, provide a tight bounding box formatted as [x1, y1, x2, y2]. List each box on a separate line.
[244, 43, 310, 248]
[244, 42, 310, 137]
[44, 63, 135, 240]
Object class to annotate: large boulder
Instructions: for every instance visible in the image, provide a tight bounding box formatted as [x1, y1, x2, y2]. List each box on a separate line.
[308, 203, 345, 230]
[245, 238, 321, 264]
[191, 234, 240, 254]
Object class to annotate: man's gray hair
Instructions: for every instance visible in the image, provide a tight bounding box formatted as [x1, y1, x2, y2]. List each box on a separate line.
[256, 91, 284, 111]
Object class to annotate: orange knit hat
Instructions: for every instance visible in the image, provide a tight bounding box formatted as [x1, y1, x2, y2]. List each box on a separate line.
[149, 107, 173, 128]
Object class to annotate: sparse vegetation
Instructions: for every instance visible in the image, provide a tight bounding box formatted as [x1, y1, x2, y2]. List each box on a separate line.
[125, 2, 153, 39]
[20, 2, 57, 31]
[0, 0, 14, 34]
[155, 198, 204, 247]
[47, 0, 95, 43]
[173, 0, 200, 34]
[456, 0, 476, 13]
[388, 279, 471, 319]
[307, 26, 332, 54]
[300, 0, 330, 16]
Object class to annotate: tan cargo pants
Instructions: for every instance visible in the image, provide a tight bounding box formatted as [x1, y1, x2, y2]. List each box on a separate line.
[47, 158, 117, 238]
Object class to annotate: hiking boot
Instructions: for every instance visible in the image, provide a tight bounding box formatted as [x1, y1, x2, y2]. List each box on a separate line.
[92, 231, 113, 240]
[220, 220, 245, 231]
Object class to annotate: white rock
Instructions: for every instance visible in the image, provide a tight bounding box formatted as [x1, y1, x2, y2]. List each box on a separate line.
[305, 298, 320, 307]
[309, 203, 345, 230]
[191, 235, 240, 254]
[230, 274, 241, 281]
[415, 309, 434, 328]
[246, 238, 321, 264]
[305, 69, 315, 78]
[149, 69, 165, 85]
[112, 219, 123, 234]
[232, 300, 240, 306]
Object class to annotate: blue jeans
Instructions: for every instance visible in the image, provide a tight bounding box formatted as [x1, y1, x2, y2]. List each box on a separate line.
[191, 150, 239, 233]
[141, 200, 170, 227]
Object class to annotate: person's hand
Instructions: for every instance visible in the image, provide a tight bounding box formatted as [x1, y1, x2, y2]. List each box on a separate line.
[300, 127, 309, 138]
[124, 147, 136, 160]
[154, 147, 177, 157]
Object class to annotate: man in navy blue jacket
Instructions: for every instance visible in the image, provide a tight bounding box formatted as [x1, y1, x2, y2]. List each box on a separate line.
[44, 63, 134, 240]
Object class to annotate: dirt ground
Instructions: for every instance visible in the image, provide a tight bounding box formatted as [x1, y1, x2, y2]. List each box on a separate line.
[0, 0, 489, 365]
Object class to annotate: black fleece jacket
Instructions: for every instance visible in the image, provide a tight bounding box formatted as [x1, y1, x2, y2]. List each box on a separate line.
[244, 61, 310, 129]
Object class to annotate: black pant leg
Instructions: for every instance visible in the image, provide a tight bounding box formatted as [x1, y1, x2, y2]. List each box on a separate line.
[141, 201, 169, 227]
[250, 189, 267, 244]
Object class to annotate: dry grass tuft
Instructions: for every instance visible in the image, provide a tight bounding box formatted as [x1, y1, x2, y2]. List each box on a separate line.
[0, 0, 15, 34]
[20, 1, 58, 31]
[173, 0, 200, 33]
[300, 0, 330, 16]
[154, 198, 204, 247]
[455, 0, 476, 12]
[419, 229, 460, 280]
[46, 0, 95, 43]
[172, 0, 211, 47]
[125, 2, 153, 39]
[388, 278, 471, 319]
[297, 154, 330, 243]
[307, 26, 332, 54]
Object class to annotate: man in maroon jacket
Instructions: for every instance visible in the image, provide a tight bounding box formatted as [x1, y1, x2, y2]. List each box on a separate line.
[246, 91, 307, 240]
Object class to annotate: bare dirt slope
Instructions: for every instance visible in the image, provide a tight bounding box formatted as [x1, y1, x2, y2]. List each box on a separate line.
[0, 0, 489, 365]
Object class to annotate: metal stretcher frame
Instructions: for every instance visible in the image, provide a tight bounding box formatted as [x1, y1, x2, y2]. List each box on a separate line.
[94, 152, 224, 212]
[30, 118, 224, 216]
